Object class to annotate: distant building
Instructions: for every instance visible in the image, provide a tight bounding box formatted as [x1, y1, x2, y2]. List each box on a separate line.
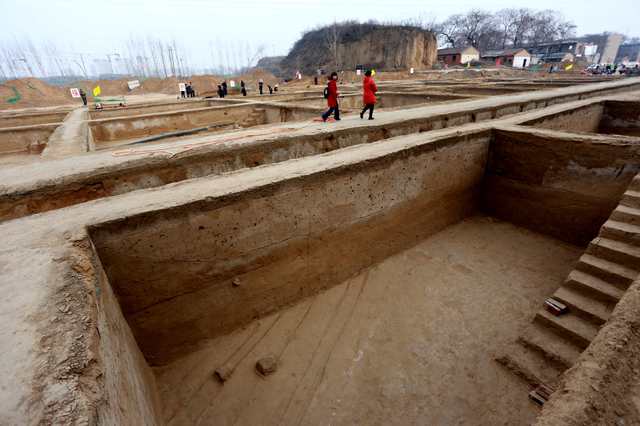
[527, 33, 623, 65]
[595, 33, 624, 64]
[616, 44, 640, 64]
[481, 48, 531, 68]
[437, 47, 480, 65]
[527, 40, 589, 64]
[540, 52, 575, 64]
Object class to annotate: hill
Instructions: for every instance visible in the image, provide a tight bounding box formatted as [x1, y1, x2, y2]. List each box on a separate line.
[279, 22, 437, 75]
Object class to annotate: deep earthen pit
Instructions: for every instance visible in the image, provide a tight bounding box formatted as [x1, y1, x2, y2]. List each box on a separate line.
[88, 102, 321, 150]
[84, 123, 639, 424]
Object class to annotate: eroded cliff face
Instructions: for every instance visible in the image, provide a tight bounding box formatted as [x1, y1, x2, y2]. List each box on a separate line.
[336, 28, 437, 71]
[280, 24, 437, 75]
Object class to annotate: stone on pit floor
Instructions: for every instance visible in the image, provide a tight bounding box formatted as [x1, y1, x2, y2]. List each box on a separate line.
[256, 355, 278, 376]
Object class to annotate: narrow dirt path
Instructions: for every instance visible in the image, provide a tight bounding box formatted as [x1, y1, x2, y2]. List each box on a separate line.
[41, 107, 89, 158]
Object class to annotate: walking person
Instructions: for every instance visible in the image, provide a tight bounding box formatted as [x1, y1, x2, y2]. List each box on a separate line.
[240, 80, 247, 96]
[258, 78, 264, 95]
[321, 72, 340, 122]
[221, 80, 228, 96]
[360, 69, 377, 120]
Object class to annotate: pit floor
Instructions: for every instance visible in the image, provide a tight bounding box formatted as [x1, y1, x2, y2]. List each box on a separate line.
[154, 216, 582, 425]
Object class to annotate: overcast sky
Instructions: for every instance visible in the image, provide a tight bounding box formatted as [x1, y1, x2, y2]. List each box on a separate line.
[1, 0, 638, 70]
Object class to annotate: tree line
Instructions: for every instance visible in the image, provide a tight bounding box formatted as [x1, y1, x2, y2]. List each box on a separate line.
[432, 9, 577, 51]
[0, 36, 266, 80]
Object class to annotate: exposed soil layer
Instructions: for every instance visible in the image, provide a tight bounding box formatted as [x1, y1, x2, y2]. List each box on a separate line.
[154, 216, 582, 425]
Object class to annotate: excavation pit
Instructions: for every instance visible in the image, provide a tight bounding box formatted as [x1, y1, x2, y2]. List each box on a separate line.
[3, 77, 640, 426]
[523, 100, 640, 137]
[88, 103, 320, 150]
[84, 116, 638, 424]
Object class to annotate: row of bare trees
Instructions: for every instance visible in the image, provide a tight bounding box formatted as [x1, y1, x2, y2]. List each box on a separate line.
[0, 36, 266, 80]
[433, 9, 577, 51]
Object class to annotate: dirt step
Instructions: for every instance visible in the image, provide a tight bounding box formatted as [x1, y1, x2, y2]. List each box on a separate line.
[611, 205, 640, 226]
[518, 322, 582, 370]
[552, 286, 613, 325]
[587, 237, 640, 270]
[534, 309, 600, 349]
[575, 254, 638, 289]
[601, 220, 640, 246]
[566, 268, 628, 302]
[496, 343, 563, 388]
[621, 190, 640, 209]
[629, 176, 640, 191]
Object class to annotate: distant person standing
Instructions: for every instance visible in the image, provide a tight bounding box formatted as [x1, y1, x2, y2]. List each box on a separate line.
[79, 89, 87, 106]
[267, 84, 273, 94]
[314, 75, 318, 85]
[188, 81, 196, 97]
[258, 78, 264, 95]
[222, 80, 228, 96]
[321, 72, 340, 122]
[217, 84, 225, 98]
[360, 69, 377, 120]
[185, 82, 192, 97]
[179, 82, 186, 98]
[240, 80, 247, 96]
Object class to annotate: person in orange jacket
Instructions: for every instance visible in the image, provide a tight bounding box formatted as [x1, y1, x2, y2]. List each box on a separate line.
[360, 69, 377, 120]
[321, 72, 340, 122]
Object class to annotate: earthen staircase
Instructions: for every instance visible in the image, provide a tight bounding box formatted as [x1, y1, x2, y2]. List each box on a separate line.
[240, 108, 266, 128]
[497, 174, 640, 391]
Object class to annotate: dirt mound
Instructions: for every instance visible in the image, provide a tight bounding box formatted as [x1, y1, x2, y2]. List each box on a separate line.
[0, 78, 75, 110]
[68, 71, 278, 97]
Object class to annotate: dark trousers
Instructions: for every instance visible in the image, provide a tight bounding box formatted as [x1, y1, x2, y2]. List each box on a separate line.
[322, 104, 340, 121]
[259, 85, 263, 95]
[361, 103, 374, 119]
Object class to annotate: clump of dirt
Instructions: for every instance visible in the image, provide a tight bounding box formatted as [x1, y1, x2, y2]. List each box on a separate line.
[0, 78, 75, 110]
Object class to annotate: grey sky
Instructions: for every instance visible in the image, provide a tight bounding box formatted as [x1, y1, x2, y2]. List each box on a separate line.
[1, 0, 639, 70]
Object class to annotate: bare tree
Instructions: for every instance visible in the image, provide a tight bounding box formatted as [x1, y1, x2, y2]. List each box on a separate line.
[435, 15, 463, 47]
[325, 20, 341, 69]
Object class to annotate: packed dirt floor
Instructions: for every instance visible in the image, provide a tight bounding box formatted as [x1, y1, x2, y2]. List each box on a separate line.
[155, 217, 581, 426]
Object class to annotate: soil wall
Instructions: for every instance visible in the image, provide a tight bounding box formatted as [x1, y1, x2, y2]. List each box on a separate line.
[0, 124, 58, 154]
[89, 132, 490, 365]
[482, 127, 640, 245]
[0, 111, 68, 128]
[522, 103, 605, 133]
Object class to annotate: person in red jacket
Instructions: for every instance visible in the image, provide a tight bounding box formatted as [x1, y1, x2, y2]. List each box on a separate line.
[321, 72, 340, 122]
[360, 69, 378, 120]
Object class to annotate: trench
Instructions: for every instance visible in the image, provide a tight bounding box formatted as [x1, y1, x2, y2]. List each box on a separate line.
[82, 115, 640, 424]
